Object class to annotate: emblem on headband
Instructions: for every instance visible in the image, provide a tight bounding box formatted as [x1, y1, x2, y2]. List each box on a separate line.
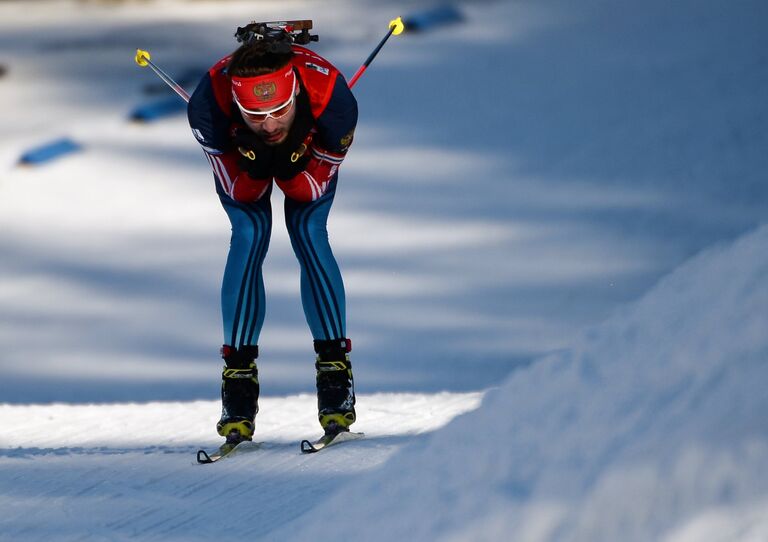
[253, 82, 278, 102]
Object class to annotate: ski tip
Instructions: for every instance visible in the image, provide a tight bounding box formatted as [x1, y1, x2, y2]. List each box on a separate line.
[196, 440, 262, 464]
[300, 439, 319, 454]
[196, 449, 214, 464]
[300, 431, 364, 453]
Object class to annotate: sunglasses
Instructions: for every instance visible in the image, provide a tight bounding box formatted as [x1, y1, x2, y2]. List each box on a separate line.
[233, 78, 297, 123]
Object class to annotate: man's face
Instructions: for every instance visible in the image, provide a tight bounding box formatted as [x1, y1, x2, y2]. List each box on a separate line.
[240, 87, 298, 146]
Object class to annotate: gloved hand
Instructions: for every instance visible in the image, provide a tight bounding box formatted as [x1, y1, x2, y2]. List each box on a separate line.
[232, 127, 312, 180]
[233, 128, 274, 179]
[231, 173, 270, 203]
[275, 145, 345, 202]
[271, 139, 312, 181]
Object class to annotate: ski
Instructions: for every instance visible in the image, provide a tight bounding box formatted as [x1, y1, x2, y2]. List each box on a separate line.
[196, 440, 262, 464]
[300, 430, 364, 454]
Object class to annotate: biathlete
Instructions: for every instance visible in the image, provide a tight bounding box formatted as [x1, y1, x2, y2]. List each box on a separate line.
[187, 23, 357, 448]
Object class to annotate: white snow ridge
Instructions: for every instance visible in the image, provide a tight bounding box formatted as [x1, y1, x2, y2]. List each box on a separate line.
[274, 225, 768, 541]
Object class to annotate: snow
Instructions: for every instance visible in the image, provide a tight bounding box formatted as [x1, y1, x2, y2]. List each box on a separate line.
[275, 225, 768, 541]
[1, 0, 767, 540]
[0, 392, 484, 541]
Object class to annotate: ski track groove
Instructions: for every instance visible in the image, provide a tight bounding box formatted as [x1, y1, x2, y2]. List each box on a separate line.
[0, 393, 483, 538]
[128, 510, 196, 539]
[105, 506, 164, 532]
[100, 446, 314, 534]
[176, 476, 226, 501]
[71, 477, 109, 497]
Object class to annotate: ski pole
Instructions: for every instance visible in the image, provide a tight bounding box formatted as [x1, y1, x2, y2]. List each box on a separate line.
[348, 17, 404, 89]
[135, 15, 404, 99]
[134, 49, 191, 103]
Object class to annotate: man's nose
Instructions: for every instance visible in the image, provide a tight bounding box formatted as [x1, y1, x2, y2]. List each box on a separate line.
[262, 117, 279, 131]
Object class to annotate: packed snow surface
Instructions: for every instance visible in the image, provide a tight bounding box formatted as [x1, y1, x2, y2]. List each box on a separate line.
[0, 0, 766, 540]
[276, 224, 768, 541]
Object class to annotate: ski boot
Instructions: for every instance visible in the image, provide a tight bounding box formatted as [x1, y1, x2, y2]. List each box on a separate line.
[314, 338, 356, 436]
[216, 344, 259, 444]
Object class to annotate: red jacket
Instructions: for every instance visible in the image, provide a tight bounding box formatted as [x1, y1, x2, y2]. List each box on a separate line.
[188, 46, 358, 202]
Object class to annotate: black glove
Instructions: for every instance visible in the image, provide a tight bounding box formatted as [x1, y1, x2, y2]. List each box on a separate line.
[271, 141, 312, 180]
[233, 128, 274, 179]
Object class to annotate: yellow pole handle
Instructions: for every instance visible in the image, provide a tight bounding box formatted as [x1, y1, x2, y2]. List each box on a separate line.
[389, 17, 405, 36]
[135, 49, 151, 67]
[132, 48, 191, 102]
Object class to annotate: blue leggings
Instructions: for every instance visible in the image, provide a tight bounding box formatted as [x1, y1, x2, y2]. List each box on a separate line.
[217, 177, 346, 348]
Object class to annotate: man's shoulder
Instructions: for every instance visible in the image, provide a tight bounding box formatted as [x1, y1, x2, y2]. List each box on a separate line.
[291, 46, 342, 117]
[291, 46, 341, 83]
[207, 54, 234, 88]
[291, 46, 337, 70]
[189, 54, 234, 118]
[210, 54, 234, 75]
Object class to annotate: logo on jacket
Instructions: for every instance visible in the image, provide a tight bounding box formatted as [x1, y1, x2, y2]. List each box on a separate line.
[340, 129, 355, 151]
[254, 82, 277, 102]
[305, 62, 330, 75]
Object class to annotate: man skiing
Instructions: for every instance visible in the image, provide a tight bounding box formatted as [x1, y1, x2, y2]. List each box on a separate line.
[187, 23, 357, 449]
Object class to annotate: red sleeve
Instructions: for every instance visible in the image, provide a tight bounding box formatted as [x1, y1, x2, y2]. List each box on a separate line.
[190, 58, 270, 202]
[203, 149, 271, 202]
[274, 146, 344, 202]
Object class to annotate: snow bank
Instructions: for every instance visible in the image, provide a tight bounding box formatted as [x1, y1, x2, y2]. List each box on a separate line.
[276, 224, 768, 541]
